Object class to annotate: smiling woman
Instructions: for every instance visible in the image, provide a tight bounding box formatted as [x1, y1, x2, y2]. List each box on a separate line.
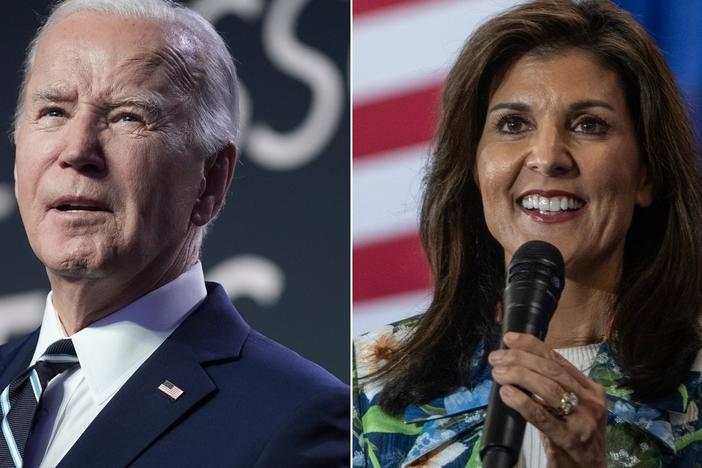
[353, 0, 702, 467]
[476, 50, 653, 296]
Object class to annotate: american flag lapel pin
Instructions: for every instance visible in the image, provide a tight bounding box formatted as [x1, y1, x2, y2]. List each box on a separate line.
[158, 380, 184, 400]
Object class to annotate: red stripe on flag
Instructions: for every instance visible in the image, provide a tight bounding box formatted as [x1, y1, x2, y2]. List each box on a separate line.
[354, 84, 441, 160]
[354, 233, 432, 302]
[353, 0, 430, 16]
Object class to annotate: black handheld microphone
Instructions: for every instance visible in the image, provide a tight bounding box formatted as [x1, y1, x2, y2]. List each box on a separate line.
[480, 240, 565, 468]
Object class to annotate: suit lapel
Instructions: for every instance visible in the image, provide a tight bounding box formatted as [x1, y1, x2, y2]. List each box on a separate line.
[0, 330, 39, 389]
[58, 284, 250, 468]
[58, 339, 216, 468]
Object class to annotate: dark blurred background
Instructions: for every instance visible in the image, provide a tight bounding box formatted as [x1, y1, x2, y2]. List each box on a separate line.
[0, 0, 350, 382]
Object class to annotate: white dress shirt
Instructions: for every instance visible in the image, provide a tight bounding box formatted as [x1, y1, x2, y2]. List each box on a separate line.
[23, 262, 207, 468]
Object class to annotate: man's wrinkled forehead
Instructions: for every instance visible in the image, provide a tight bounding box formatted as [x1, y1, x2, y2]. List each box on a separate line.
[124, 20, 204, 99]
[33, 12, 197, 88]
[26, 16, 198, 113]
[126, 43, 202, 98]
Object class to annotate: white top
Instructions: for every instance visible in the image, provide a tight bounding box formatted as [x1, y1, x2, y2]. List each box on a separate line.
[520, 343, 600, 468]
[23, 262, 208, 468]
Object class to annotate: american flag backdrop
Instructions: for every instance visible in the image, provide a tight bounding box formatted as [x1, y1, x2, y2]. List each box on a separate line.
[353, 0, 521, 335]
[352, 0, 702, 336]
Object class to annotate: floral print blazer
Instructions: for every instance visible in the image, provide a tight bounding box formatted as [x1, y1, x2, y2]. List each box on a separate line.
[353, 316, 702, 467]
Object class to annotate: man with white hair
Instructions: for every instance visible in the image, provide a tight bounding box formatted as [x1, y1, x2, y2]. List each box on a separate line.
[0, 1, 349, 466]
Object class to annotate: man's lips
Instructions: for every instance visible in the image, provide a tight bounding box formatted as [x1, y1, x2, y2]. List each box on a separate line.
[50, 196, 111, 212]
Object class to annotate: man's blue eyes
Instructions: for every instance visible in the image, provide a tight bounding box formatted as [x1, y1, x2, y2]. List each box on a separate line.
[46, 109, 65, 118]
[117, 114, 141, 123]
[40, 109, 144, 124]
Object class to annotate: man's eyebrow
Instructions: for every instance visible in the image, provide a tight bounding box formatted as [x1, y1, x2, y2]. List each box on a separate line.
[108, 95, 165, 118]
[32, 88, 76, 103]
[32, 89, 165, 119]
[488, 102, 531, 113]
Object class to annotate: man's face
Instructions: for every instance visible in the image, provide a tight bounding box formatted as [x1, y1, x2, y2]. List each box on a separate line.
[14, 12, 206, 283]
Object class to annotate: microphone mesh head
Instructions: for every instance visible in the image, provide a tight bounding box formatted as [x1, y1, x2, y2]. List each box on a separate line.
[507, 240, 565, 293]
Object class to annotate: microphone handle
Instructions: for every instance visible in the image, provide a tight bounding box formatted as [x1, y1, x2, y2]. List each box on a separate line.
[481, 447, 513, 468]
[480, 282, 556, 467]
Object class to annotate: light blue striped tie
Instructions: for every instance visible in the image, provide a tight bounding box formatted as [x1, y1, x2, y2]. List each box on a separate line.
[0, 340, 79, 468]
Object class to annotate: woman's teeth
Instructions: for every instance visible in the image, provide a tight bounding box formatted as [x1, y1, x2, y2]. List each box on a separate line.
[520, 194, 583, 214]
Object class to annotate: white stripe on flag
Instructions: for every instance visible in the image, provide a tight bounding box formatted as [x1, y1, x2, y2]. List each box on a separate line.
[353, 144, 427, 245]
[354, 290, 432, 336]
[354, 0, 521, 103]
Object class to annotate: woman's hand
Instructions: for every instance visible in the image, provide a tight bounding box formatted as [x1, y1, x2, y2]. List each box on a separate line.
[488, 332, 607, 467]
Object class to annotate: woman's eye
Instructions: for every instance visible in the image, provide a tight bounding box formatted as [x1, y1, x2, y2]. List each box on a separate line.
[496, 115, 531, 134]
[573, 116, 609, 135]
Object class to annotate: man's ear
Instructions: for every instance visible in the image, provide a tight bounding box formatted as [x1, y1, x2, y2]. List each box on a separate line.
[190, 143, 237, 227]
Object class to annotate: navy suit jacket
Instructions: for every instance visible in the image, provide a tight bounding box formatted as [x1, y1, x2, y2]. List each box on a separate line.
[0, 283, 350, 467]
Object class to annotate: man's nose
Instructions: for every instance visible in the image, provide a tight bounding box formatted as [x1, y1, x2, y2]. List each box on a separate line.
[57, 116, 106, 174]
[524, 126, 574, 176]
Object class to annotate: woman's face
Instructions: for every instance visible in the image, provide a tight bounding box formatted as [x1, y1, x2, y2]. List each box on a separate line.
[475, 49, 652, 288]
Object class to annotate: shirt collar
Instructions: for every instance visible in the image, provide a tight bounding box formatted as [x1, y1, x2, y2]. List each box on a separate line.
[32, 262, 207, 405]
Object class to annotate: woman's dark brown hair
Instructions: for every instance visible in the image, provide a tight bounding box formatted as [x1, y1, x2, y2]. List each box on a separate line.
[373, 0, 702, 415]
